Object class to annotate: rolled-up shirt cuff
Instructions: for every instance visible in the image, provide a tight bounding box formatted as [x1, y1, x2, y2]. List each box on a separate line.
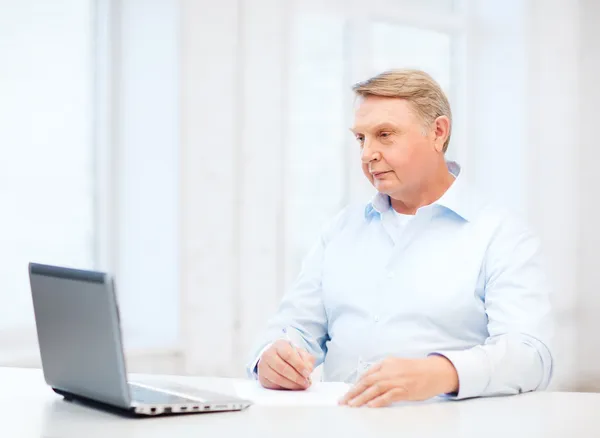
[248, 343, 274, 379]
[429, 347, 491, 400]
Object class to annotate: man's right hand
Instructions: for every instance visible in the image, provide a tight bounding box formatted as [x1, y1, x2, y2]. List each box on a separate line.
[257, 339, 316, 390]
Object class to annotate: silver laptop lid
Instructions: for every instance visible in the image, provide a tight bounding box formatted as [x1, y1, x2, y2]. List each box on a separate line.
[29, 263, 131, 408]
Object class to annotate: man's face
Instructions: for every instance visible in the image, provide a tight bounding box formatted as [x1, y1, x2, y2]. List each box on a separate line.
[351, 95, 439, 198]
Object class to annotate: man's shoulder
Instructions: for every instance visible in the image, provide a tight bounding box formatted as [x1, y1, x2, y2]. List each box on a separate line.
[319, 201, 371, 242]
[468, 188, 539, 249]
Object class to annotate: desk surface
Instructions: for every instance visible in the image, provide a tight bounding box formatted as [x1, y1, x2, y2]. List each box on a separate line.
[1, 367, 598, 438]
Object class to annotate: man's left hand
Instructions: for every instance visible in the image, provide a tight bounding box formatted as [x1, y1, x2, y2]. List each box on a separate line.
[339, 356, 459, 408]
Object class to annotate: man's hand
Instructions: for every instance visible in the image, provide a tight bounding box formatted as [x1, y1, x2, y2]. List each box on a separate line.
[257, 339, 316, 390]
[339, 355, 459, 408]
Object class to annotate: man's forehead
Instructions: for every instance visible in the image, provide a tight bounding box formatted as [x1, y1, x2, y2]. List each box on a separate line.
[352, 98, 415, 129]
[350, 120, 397, 133]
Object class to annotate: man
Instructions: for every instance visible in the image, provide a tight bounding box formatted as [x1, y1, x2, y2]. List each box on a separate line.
[246, 69, 553, 408]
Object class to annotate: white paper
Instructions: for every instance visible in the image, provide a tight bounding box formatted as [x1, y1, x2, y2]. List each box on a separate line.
[234, 380, 351, 406]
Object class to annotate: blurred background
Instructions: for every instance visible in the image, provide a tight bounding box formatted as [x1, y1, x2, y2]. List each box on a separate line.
[0, 0, 596, 392]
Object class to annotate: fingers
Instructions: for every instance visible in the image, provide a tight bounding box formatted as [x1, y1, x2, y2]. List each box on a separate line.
[298, 349, 316, 371]
[298, 349, 316, 384]
[258, 342, 311, 390]
[339, 372, 381, 404]
[275, 342, 312, 379]
[341, 376, 389, 407]
[257, 340, 317, 391]
[347, 381, 388, 407]
[366, 388, 406, 408]
[258, 370, 284, 390]
[271, 352, 311, 387]
[260, 359, 307, 390]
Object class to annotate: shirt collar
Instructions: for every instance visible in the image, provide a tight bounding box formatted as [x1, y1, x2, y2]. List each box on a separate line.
[364, 161, 474, 222]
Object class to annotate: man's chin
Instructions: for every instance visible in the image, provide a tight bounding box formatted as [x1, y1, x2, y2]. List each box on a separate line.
[373, 182, 397, 196]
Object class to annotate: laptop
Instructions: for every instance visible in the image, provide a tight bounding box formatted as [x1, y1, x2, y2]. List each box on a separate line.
[28, 262, 252, 416]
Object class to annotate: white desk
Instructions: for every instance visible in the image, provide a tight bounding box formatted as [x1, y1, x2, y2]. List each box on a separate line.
[1, 367, 598, 438]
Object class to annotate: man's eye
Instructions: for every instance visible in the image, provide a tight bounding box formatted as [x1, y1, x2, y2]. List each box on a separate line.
[356, 136, 364, 144]
[380, 132, 390, 138]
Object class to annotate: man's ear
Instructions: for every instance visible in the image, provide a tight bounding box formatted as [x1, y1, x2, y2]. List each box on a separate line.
[433, 116, 450, 153]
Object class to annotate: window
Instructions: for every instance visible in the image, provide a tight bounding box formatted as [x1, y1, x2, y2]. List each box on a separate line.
[285, 13, 347, 287]
[0, 0, 94, 359]
[372, 24, 452, 97]
[0, 0, 181, 368]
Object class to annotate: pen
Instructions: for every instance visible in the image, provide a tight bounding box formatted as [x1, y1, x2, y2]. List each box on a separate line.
[282, 327, 311, 380]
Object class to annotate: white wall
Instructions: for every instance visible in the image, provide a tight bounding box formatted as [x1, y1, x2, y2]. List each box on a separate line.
[179, 0, 241, 376]
[466, 0, 528, 216]
[179, 0, 299, 376]
[526, 0, 580, 391]
[576, 0, 600, 391]
[467, 0, 580, 391]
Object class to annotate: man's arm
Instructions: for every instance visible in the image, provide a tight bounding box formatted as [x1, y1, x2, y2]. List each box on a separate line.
[433, 217, 554, 399]
[340, 215, 554, 407]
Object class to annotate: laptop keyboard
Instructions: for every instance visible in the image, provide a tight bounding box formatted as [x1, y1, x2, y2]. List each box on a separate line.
[129, 384, 198, 405]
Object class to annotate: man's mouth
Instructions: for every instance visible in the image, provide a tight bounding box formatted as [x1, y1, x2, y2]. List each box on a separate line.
[372, 171, 391, 178]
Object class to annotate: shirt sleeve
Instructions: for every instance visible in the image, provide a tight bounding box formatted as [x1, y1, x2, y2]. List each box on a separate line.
[245, 208, 349, 379]
[431, 215, 554, 399]
[247, 343, 274, 379]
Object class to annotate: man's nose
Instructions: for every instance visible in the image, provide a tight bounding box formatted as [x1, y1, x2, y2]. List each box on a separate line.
[361, 140, 381, 164]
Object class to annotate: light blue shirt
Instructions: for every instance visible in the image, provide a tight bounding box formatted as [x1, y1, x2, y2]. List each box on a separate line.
[247, 162, 554, 399]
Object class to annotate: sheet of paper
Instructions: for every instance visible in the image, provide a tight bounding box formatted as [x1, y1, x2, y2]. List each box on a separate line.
[234, 380, 351, 406]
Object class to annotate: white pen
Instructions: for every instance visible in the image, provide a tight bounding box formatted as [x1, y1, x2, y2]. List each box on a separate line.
[282, 327, 311, 380]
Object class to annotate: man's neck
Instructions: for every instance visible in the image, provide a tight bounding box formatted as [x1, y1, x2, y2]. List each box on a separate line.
[390, 163, 456, 215]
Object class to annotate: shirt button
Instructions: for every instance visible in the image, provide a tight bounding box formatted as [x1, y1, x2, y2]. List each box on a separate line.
[387, 271, 395, 278]
[374, 315, 380, 323]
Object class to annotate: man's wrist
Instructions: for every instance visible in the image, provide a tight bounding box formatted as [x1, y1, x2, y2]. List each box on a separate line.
[425, 355, 459, 395]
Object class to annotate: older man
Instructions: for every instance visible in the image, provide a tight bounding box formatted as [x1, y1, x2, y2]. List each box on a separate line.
[246, 69, 553, 408]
